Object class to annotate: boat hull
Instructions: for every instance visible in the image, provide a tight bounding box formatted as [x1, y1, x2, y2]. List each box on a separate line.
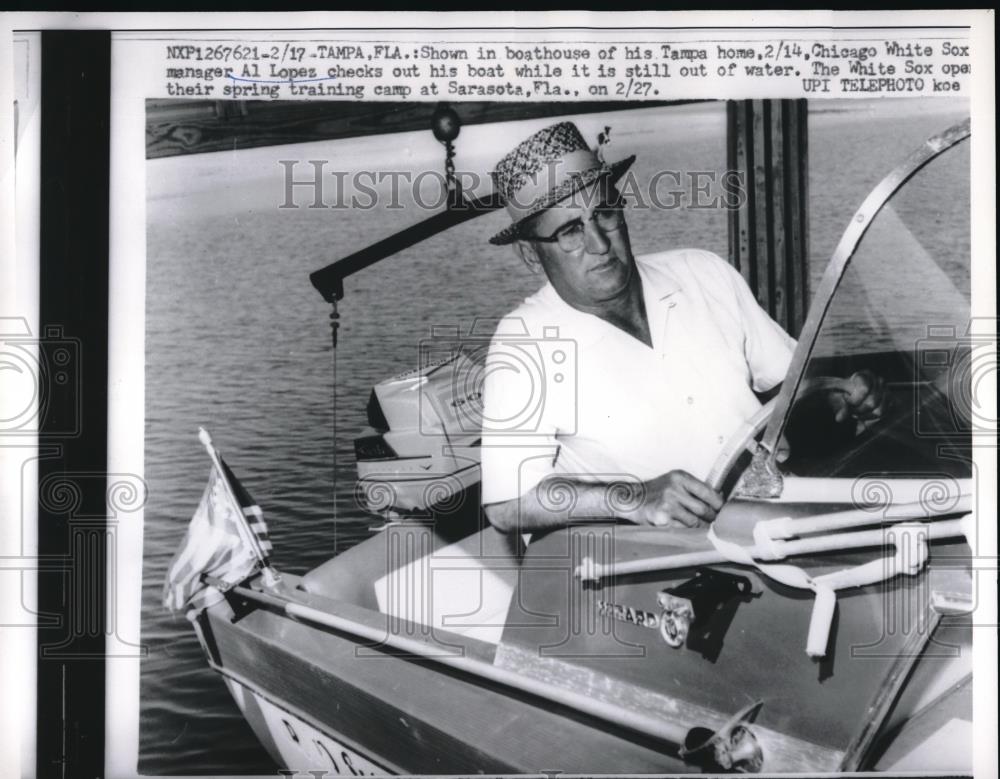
[221, 674, 394, 776]
[197, 583, 695, 774]
[192, 515, 972, 774]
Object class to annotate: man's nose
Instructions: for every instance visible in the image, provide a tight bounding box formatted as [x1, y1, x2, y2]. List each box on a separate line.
[583, 217, 611, 255]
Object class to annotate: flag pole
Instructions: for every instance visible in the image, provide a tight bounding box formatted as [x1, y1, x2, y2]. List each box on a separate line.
[198, 427, 280, 587]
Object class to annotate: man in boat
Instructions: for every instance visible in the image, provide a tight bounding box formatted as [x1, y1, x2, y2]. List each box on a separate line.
[480, 122, 884, 533]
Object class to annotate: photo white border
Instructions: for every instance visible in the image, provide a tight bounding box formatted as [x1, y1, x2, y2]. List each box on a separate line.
[1, 27, 41, 779]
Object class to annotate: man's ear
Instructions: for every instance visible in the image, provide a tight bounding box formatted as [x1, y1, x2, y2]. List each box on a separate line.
[514, 240, 542, 273]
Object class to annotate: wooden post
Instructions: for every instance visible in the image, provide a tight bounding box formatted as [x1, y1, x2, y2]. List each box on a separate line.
[727, 99, 810, 337]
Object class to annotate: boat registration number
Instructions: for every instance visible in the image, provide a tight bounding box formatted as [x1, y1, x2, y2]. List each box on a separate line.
[253, 687, 388, 776]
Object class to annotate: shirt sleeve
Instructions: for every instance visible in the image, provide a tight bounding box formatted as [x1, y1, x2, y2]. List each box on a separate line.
[716, 254, 797, 392]
[479, 327, 561, 506]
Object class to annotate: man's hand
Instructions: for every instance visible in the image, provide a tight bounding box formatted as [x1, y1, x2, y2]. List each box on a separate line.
[832, 369, 887, 434]
[624, 470, 724, 528]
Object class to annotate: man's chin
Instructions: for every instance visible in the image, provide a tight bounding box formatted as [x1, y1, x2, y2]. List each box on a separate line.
[591, 256, 634, 297]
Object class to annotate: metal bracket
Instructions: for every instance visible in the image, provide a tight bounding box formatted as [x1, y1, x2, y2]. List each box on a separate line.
[657, 569, 755, 661]
[202, 574, 239, 593]
[732, 446, 783, 499]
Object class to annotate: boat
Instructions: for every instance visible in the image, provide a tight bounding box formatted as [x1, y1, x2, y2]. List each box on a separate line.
[165, 111, 976, 774]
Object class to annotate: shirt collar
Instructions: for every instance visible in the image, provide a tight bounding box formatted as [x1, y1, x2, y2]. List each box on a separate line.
[527, 254, 683, 348]
[636, 252, 683, 300]
[636, 255, 683, 353]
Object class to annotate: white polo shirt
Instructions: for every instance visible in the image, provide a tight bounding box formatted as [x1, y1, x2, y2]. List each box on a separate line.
[480, 249, 795, 506]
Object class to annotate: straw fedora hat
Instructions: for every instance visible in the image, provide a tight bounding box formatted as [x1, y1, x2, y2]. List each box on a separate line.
[488, 122, 635, 246]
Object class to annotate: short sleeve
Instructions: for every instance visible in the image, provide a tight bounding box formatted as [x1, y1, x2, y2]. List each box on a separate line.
[479, 326, 561, 505]
[718, 257, 796, 392]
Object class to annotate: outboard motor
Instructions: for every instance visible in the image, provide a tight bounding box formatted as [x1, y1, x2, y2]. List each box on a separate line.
[354, 352, 483, 515]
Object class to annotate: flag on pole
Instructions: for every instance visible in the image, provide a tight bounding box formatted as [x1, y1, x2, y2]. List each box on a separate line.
[218, 456, 273, 557]
[163, 430, 273, 617]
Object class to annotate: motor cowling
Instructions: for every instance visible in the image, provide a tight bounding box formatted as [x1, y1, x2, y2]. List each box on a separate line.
[354, 352, 483, 515]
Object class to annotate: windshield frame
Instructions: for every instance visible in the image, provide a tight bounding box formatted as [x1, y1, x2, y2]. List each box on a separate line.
[743, 118, 971, 497]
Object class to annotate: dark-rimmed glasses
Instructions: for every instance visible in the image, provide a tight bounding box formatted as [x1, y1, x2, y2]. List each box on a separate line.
[528, 200, 627, 252]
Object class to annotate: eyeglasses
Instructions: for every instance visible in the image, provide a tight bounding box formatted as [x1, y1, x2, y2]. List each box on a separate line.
[529, 201, 627, 252]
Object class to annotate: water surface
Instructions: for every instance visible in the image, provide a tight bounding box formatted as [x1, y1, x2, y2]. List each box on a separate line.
[140, 97, 969, 775]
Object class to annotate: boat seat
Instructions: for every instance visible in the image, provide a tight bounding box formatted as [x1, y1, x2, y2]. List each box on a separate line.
[372, 524, 523, 645]
[301, 521, 523, 637]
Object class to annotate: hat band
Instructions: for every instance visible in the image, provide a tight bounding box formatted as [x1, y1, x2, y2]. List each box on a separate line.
[503, 149, 602, 221]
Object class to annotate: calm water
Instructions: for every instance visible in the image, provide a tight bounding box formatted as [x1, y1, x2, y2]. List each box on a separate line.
[140, 98, 969, 775]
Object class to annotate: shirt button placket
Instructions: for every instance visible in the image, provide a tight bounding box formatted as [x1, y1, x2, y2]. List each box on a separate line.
[660, 299, 677, 358]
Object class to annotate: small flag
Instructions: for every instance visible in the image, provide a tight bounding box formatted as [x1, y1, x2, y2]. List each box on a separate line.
[219, 456, 273, 557]
[163, 440, 272, 617]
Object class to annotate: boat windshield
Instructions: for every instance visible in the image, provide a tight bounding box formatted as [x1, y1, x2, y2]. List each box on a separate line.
[775, 132, 972, 481]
